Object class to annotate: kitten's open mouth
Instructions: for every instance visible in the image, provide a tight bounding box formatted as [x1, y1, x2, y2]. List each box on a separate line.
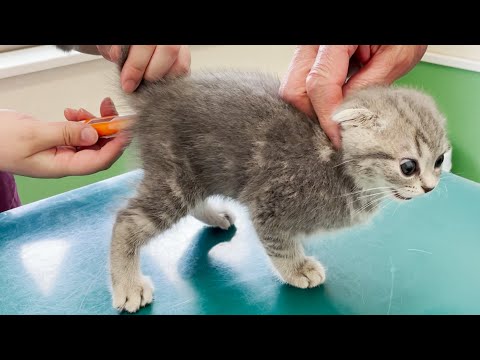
[393, 191, 411, 201]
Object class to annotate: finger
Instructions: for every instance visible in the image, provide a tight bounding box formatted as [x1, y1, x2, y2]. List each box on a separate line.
[77, 108, 96, 120]
[31, 121, 99, 152]
[99, 97, 119, 117]
[306, 45, 358, 149]
[108, 45, 121, 63]
[27, 132, 129, 178]
[96, 45, 114, 61]
[279, 45, 320, 119]
[74, 137, 113, 151]
[63, 108, 96, 122]
[76, 144, 102, 151]
[346, 46, 371, 80]
[65, 97, 118, 123]
[344, 46, 426, 95]
[314, 89, 343, 150]
[64, 132, 129, 176]
[344, 51, 400, 94]
[64, 108, 79, 121]
[164, 45, 191, 77]
[354, 45, 372, 64]
[120, 45, 156, 93]
[143, 45, 182, 82]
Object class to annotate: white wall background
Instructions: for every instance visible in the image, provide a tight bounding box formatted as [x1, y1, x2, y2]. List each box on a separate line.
[1, 45, 478, 122]
[0, 45, 296, 121]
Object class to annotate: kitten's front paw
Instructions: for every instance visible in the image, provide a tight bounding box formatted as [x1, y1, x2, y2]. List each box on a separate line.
[112, 275, 154, 313]
[272, 256, 326, 289]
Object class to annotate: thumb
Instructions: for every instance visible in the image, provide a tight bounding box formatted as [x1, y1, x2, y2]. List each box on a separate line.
[306, 45, 358, 149]
[33, 121, 99, 151]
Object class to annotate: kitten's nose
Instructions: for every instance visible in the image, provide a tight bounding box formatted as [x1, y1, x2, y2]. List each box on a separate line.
[422, 186, 434, 193]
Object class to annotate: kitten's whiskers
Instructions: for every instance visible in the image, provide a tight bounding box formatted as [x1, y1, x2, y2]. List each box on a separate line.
[352, 192, 392, 217]
[333, 159, 356, 168]
[340, 186, 392, 197]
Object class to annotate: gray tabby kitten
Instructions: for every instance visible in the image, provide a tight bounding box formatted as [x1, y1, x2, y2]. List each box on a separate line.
[59, 46, 450, 313]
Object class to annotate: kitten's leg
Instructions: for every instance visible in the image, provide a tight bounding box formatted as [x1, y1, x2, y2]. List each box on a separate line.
[191, 200, 235, 230]
[256, 229, 326, 289]
[110, 192, 189, 313]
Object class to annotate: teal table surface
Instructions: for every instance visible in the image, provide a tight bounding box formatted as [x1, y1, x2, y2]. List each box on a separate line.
[1, 170, 480, 315]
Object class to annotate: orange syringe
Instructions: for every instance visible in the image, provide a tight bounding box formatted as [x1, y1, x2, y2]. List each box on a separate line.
[82, 114, 136, 138]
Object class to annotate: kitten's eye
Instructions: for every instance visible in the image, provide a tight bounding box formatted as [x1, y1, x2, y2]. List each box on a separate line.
[435, 154, 444, 168]
[400, 159, 417, 176]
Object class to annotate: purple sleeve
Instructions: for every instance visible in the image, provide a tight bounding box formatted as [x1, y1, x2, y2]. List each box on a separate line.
[0, 171, 21, 212]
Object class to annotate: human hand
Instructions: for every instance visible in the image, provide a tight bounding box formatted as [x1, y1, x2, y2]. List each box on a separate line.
[96, 45, 191, 93]
[0, 98, 129, 178]
[279, 45, 428, 149]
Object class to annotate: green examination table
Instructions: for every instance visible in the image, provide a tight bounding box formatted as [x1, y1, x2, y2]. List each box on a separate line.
[1, 170, 480, 314]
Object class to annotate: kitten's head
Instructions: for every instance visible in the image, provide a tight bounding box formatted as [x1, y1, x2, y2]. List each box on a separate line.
[333, 86, 450, 201]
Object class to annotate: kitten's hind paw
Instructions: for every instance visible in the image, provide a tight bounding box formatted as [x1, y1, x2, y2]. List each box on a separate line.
[112, 275, 154, 313]
[192, 203, 236, 230]
[272, 256, 326, 289]
[215, 211, 236, 230]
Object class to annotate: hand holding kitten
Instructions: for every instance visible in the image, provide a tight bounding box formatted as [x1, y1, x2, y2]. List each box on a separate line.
[96, 45, 191, 93]
[279, 45, 428, 149]
[57, 45, 191, 93]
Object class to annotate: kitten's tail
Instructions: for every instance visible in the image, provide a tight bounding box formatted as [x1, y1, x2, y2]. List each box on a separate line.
[56, 45, 78, 52]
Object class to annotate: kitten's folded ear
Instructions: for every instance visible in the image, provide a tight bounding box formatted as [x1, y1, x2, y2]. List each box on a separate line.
[332, 108, 378, 128]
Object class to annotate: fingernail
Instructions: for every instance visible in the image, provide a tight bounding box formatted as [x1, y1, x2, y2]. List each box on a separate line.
[123, 80, 137, 93]
[64, 108, 73, 117]
[81, 127, 98, 144]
